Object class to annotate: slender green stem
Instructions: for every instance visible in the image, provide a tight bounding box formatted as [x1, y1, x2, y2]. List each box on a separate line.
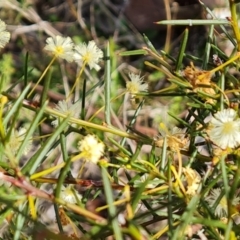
[175, 28, 188, 72]
[27, 55, 56, 98]
[157, 19, 230, 25]
[143, 47, 172, 70]
[202, 24, 214, 70]
[46, 106, 139, 140]
[67, 61, 86, 99]
[53, 203, 63, 233]
[229, 0, 240, 51]
[219, 73, 225, 111]
[89, 91, 125, 122]
[81, 78, 87, 120]
[101, 167, 123, 240]
[30, 153, 84, 180]
[220, 155, 230, 197]
[104, 41, 111, 125]
[167, 154, 173, 238]
[207, 52, 240, 75]
[40, 68, 52, 107]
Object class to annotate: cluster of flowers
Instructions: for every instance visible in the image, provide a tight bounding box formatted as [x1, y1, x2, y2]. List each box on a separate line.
[45, 35, 149, 94]
[0, 18, 148, 170]
[43, 35, 148, 167]
[44, 36, 103, 71]
[0, 19, 105, 171]
[3, 16, 240, 221]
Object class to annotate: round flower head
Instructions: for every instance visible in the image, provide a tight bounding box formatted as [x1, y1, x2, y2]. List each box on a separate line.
[0, 19, 10, 48]
[78, 135, 104, 164]
[208, 108, 240, 149]
[44, 36, 74, 62]
[8, 127, 32, 155]
[52, 100, 79, 127]
[74, 40, 103, 71]
[60, 185, 82, 204]
[205, 188, 240, 218]
[126, 73, 148, 94]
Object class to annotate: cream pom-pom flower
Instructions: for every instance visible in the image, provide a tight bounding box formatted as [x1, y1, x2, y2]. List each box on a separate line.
[74, 40, 103, 71]
[44, 35, 74, 62]
[8, 127, 32, 155]
[51, 100, 79, 127]
[78, 134, 105, 164]
[60, 185, 82, 204]
[126, 72, 148, 94]
[205, 188, 240, 218]
[208, 108, 240, 149]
